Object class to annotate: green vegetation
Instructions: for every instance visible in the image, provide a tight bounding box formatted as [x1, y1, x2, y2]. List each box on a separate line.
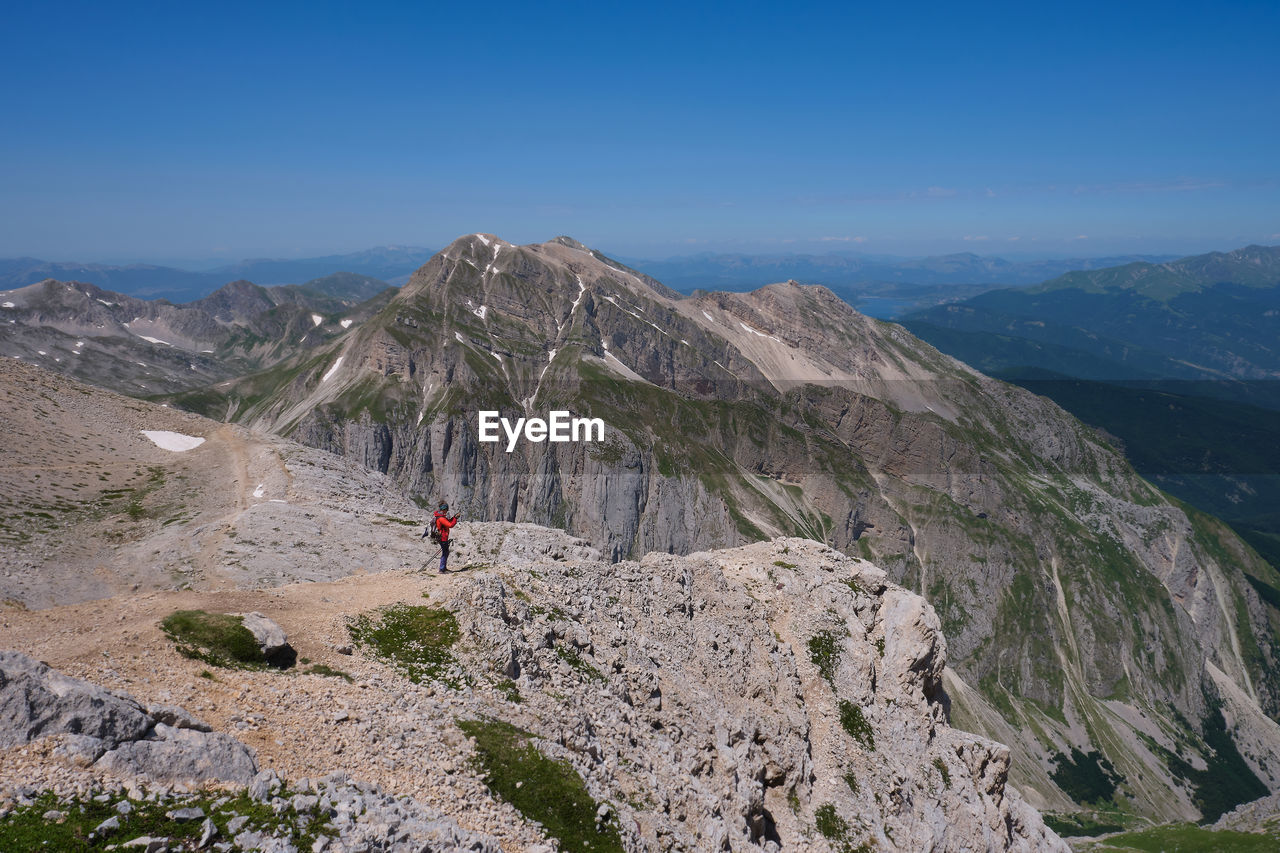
[347, 604, 463, 688]
[773, 560, 797, 569]
[838, 700, 874, 750]
[300, 663, 353, 682]
[0, 788, 332, 851]
[1042, 812, 1125, 837]
[457, 717, 623, 853]
[814, 803, 869, 853]
[1050, 748, 1123, 806]
[807, 629, 842, 688]
[842, 771, 859, 794]
[932, 757, 950, 788]
[1187, 707, 1268, 822]
[159, 610, 267, 670]
[555, 645, 606, 683]
[1087, 823, 1280, 852]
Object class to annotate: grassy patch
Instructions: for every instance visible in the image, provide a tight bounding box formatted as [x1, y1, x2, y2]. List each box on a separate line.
[159, 610, 266, 670]
[1089, 823, 1280, 851]
[348, 604, 463, 688]
[842, 771, 859, 794]
[555, 645, 605, 683]
[807, 629, 842, 688]
[773, 560, 797, 569]
[814, 803, 869, 853]
[457, 717, 623, 853]
[838, 700, 875, 750]
[1042, 812, 1125, 837]
[932, 757, 950, 788]
[300, 663, 353, 682]
[0, 788, 332, 852]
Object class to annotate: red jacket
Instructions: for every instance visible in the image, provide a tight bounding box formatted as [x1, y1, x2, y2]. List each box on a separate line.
[433, 511, 458, 542]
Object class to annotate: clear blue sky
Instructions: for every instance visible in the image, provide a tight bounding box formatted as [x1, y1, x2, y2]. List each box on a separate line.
[2, 0, 1277, 262]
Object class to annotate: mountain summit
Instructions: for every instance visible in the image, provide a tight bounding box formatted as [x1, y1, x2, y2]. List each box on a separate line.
[166, 234, 1280, 822]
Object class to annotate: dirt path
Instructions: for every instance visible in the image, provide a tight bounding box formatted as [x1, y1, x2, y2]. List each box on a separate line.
[0, 564, 542, 847]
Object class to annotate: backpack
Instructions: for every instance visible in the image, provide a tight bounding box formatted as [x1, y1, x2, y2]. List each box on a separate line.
[428, 513, 443, 544]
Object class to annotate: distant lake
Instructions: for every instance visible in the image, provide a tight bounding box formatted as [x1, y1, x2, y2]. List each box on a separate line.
[854, 296, 914, 319]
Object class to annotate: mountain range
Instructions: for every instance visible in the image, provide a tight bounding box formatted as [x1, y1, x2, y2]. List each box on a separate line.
[899, 244, 1280, 599]
[0, 274, 393, 396]
[140, 234, 1278, 824]
[5, 234, 1280, 832]
[0, 247, 432, 302]
[1, 247, 1176, 314]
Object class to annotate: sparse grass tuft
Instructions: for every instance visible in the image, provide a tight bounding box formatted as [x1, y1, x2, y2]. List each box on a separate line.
[808, 630, 842, 688]
[839, 700, 875, 750]
[815, 802, 869, 852]
[0, 788, 333, 851]
[160, 610, 266, 670]
[457, 717, 624, 853]
[348, 603, 463, 688]
[301, 663, 353, 682]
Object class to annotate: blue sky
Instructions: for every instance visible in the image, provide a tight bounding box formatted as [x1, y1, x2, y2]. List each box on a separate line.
[2, 0, 1277, 261]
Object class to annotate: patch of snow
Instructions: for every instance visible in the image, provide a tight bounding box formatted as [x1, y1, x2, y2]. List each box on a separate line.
[1, 302, 14, 309]
[740, 322, 782, 343]
[548, 348, 557, 362]
[491, 352, 503, 362]
[340, 319, 353, 329]
[75, 341, 84, 347]
[253, 483, 265, 498]
[37, 350, 47, 356]
[137, 335, 172, 346]
[702, 310, 715, 323]
[473, 305, 487, 320]
[321, 355, 344, 382]
[455, 331, 465, 343]
[140, 430, 206, 452]
[475, 234, 491, 247]
[311, 313, 323, 326]
[680, 339, 689, 346]
[268, 499, 287, 504]
[200, 349, 214, 353]
[416, 410, 424, 425]
[70, 350, 79, 356]
[97, 299, 115, 306]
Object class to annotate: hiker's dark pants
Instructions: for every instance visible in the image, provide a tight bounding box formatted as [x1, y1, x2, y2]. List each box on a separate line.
[439, 540, 450, 571]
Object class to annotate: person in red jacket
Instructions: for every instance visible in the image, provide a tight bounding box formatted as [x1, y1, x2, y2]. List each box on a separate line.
[432, 501, 459, 573]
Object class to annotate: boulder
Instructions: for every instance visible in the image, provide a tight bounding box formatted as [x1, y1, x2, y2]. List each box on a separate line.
[0, 650, 154, 749]
[238, 613, 296, 667]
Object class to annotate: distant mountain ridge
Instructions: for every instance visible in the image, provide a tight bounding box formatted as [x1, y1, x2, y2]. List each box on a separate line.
[0, 246, 432, 302]
[627, 249, 1178, 293]
[0, 275, 393, 395]
[1, 247, 1176, 309]
[901, 244, 1280, 382]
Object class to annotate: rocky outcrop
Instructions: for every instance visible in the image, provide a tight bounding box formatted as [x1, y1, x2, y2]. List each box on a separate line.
[0, 650, 257, 785]
[447, 526, 1066, 851]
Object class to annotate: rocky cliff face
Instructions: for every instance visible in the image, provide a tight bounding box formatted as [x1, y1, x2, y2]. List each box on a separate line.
[448, 527, 1064, 851]
[165, 234, 1280, 821]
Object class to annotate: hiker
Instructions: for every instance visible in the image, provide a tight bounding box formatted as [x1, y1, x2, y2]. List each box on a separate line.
[429, 501, 459, 573]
